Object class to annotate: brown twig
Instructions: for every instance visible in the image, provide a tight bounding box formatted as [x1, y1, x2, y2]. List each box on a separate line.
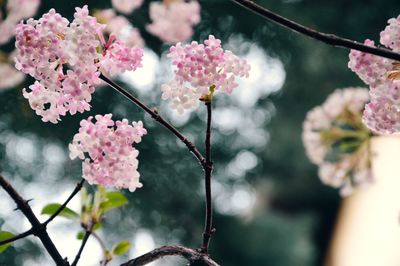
[231, 0, 400, 61]
[99, 74, 206, 167]
[0, 175, 68, 266]
[120, 245, 219, 266]
[201, 101, 214, 253]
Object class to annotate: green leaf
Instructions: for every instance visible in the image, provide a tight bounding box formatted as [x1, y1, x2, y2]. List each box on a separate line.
[76, 231, 85, 240]
[112, 240, 131, 256]
[41, 203, 79, 220]
[100, 192, 128, 213]
[0, 231, 15, 253]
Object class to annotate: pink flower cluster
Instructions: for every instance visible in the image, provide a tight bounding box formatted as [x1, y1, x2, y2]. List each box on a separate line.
[15, 6, 143, 123]
[162, 35, 250, 113]
[0, 0, 40, 44]
[302, 88, 373, 196]
[111, 0, 143, 14]
[69, 114, 147, 192]
[348, 15, 400, 134]
[147, 0, 201, 44]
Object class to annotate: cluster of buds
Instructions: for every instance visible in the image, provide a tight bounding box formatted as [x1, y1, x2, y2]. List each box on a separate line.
[348, 15, 400, 134]
[302, 88, 373, 196]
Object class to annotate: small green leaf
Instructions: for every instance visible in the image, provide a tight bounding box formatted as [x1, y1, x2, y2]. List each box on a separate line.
[76, 231, 85, 240]
[100, 192, 128, 213]
[41, 203, 79, 220]
[93, 222, 102, 231]
[0, 231, 15, 253]
[112, 240, 131, 256]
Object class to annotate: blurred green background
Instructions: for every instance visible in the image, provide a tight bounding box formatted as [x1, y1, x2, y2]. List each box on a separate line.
[1, 0, 399, 265]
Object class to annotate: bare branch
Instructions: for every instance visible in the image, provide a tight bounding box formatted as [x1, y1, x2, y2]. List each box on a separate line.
[0, 175, 68, 265]
[120, 245, 219, 266]
[71, 230, 91, 266]
[231, 0, 400, 61]
[43, 179, 85, 226]
[99, 74, 206, 168]
[201, 101, 214, 253]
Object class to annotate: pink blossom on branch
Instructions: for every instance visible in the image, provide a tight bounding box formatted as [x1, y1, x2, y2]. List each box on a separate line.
[69, 114, 147, 192]
[146, 0, 201, 44]
[162, 35, 250, 113]
[348, 15, 400, 134]
[14, 6, 143, 123]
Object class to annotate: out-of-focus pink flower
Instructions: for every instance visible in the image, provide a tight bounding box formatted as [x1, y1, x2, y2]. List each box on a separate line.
[146, 0, 201, 44]
[69, 114, 147, 192]
[162, 35, 250, 113]
[95, 9, 144, 47]
[0, 0, 40, 45]
[15, 6, 143, 123]
[302, 88, 373, 196]
[111, 0, 143, 14]
[0, 62, 24, 90]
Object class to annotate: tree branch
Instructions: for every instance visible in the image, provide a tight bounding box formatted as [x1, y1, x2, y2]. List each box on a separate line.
[0, 175, 68, 266]
[99, 74, 206, 167]
[231, 0, 400, 61]
[71, 230, 91, 266]
[43, 179, 85, 226]
[120, 245, 219, 266]
[0, 228, 33, 246]
[201, 101, 214, 253]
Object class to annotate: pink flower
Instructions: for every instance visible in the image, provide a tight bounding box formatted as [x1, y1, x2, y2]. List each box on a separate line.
[146, 0, 201, 44]
[302, 88, 373, 196]
[161, 35, 250, 113]
[0, 0, 40, 45]
[15, 6, 143, 123]
[95, 9, 144, 48]
[111, 0, 143, 14]
[0, 62, 24, 90]
[348, 15, 400, 134]
[69, 114, 147, 192]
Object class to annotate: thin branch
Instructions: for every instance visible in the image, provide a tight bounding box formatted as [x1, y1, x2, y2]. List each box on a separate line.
[120, 245, 219, 266]
[91, 232, 110, 266]
[0, 175, 68, 266]
[99, 74, 206, 167]
[0, 228, 33, 246]
[71, 230, 91, 266]
[231, 0, 400, 61]
[43, 179, 85, 226]
[201, 101, 214, 254]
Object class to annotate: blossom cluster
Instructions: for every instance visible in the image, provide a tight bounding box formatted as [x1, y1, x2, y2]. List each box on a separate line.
[69, 114, 147, 192]
[147, 0, 201, 43]
[302, 88, 373, 196]
[162, 35, 250, 113]
[348, 15, 400, 134]
[15, 6, 143, 123]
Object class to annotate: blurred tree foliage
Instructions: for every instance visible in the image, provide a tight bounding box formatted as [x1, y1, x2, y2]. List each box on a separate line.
[0, 0, 399, 265]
